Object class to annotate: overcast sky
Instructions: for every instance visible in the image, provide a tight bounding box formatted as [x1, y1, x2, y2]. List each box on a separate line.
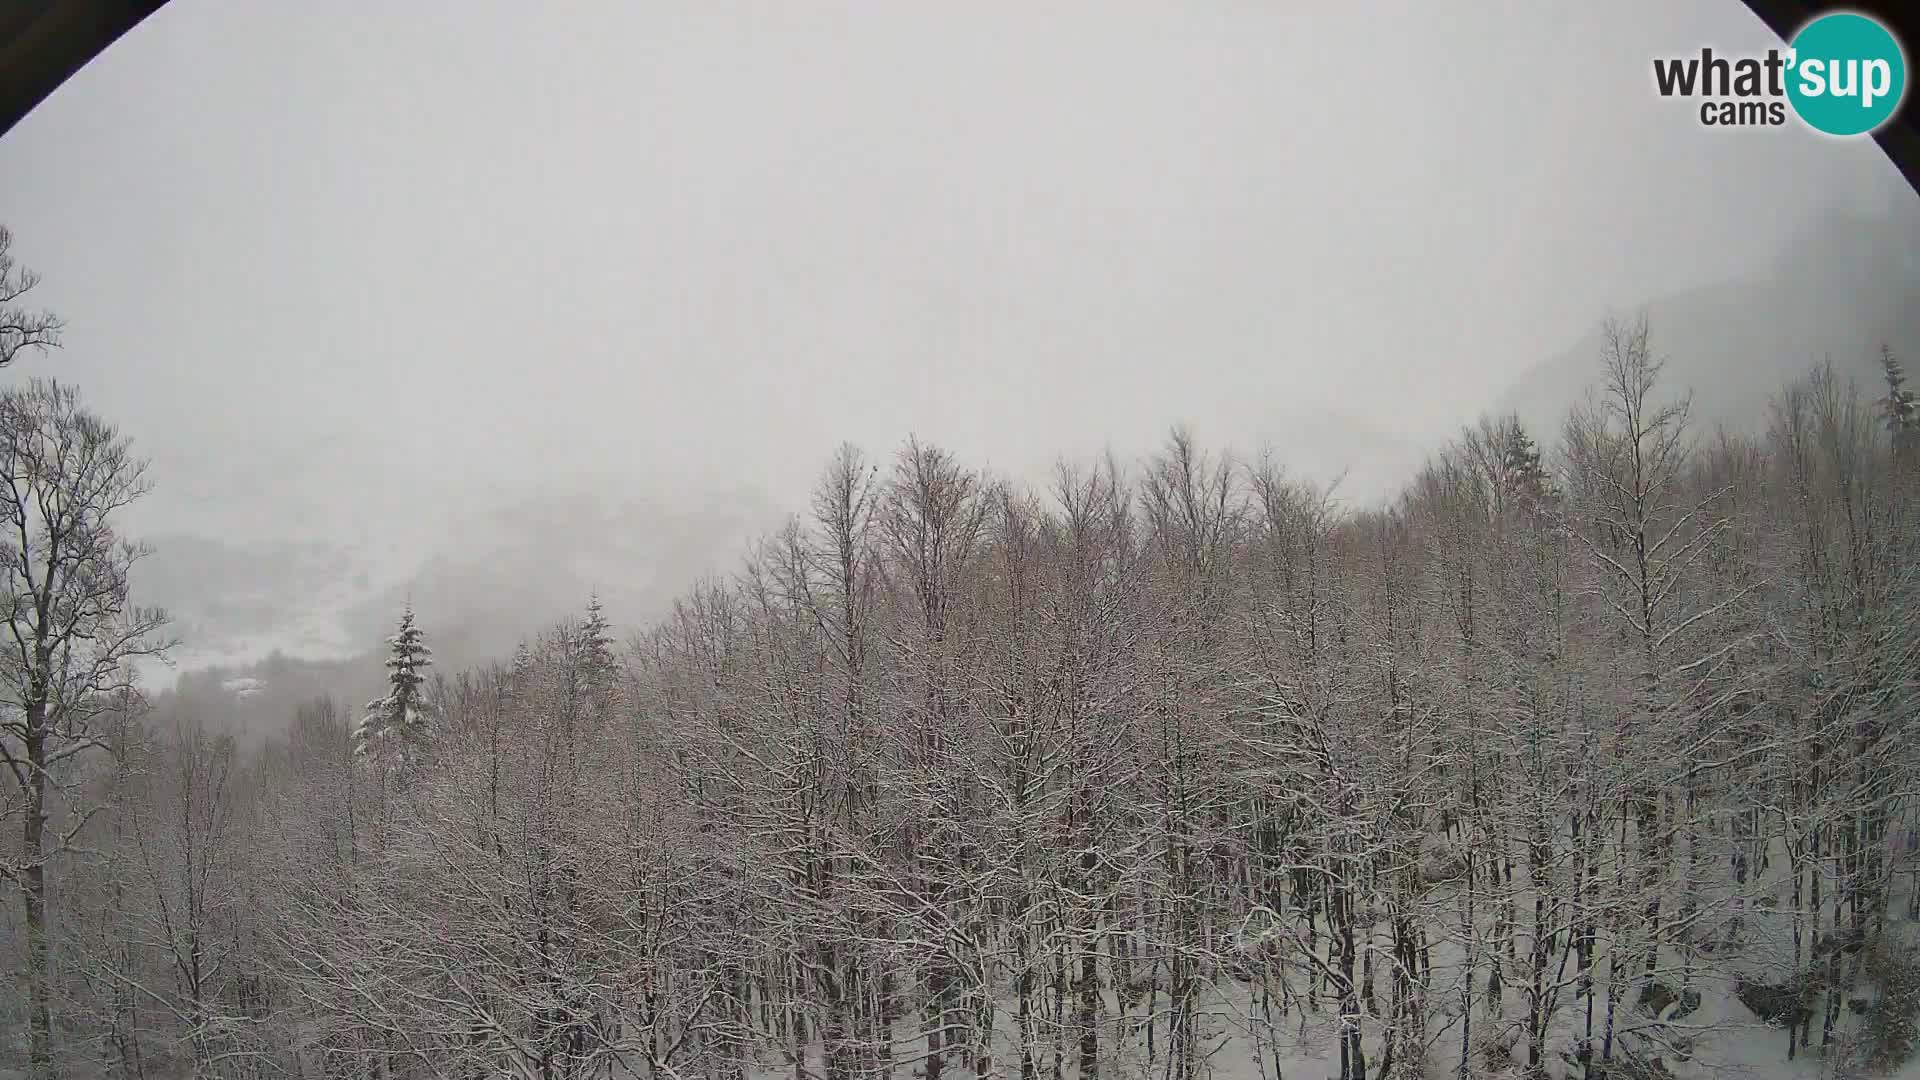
[2, 0, 1916, 664]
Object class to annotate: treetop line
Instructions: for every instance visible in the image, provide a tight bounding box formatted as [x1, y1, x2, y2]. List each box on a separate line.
[3, 227, 1919, 1080]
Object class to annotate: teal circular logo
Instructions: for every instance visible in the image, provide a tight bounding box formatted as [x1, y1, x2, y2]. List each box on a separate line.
[1787, 13, 1906, 136]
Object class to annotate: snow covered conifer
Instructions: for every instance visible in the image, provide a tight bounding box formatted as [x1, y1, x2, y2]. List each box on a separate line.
[352, 604, 436, 767]
[1500, 416, 1551, 500]
[1883, 346, 1917, 452]
[566, 594, 618, 703]
[581, 594, 613, 669]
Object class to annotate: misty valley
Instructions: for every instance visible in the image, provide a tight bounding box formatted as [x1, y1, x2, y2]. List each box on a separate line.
[2, 2, 1920, 1068]
[3, 218, 1920, 1080]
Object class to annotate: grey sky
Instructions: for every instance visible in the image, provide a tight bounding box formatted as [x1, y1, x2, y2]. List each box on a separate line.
[2, 0, 1915, 667]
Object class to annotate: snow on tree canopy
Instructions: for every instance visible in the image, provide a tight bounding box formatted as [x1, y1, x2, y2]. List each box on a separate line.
[1884, 347, 1917, 448]
[351, 603, 436, 767]
[580, 594, 614, 669]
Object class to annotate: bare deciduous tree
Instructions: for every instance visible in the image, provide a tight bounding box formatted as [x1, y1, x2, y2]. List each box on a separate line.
[0, 380, 169, 1079]
[0, 227, 62, 369]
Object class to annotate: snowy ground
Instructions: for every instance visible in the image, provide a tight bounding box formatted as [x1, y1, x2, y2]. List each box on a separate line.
[732, 846, 1918, 1080]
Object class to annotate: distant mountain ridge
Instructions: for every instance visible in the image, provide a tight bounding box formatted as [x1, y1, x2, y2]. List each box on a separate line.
[139, 486, 782, 740]
[1497, 206, 1920, 440]
[140, 207, 1920, 740]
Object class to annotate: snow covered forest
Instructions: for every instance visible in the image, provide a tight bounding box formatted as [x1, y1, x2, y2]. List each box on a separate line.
[5, 228, 1920, 1078]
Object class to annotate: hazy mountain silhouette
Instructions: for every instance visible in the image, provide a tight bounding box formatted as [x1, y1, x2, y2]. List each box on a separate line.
[140, 205, 1920, 741]
[140, 487, 782, 740]
[1497, 205, 1920, 440]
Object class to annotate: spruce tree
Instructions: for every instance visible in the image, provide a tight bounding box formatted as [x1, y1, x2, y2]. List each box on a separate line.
[574, 594, 618, 702]
[1882, 346, 1916, 453]
[1499, 415, 1553, 501]
[581, 594, 613, 667]
[352, 604, 436, 767]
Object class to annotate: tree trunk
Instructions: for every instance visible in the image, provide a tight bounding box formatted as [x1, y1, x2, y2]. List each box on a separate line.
[23, 704, 53, 1080]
